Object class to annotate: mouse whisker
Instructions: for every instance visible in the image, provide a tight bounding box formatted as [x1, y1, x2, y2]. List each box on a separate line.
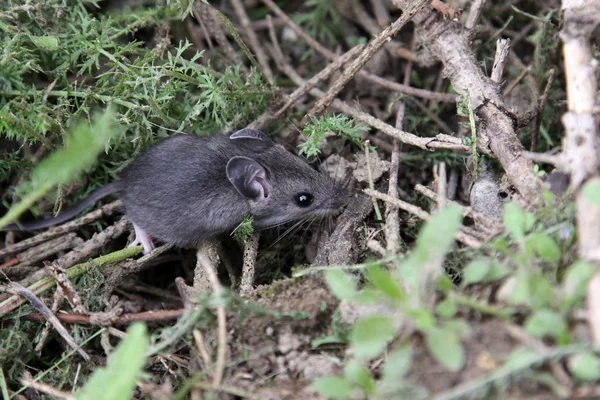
[266, 217, 310, 250]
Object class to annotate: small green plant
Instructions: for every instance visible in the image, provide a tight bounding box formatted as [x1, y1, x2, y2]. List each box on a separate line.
[299, 114, 369, 158]
[293, 0, 344, 50]
[232, 215, 255, 244]
[0, 108, 120, 229]
[77, 323, 149, 400]
[315, 196, 596, 398]
[457, 92, 479, 178]
[1, 0, 272, 212]
[314, 206, 464, 399]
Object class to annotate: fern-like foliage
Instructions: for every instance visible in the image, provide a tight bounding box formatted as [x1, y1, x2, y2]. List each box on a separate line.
[0, 0, 272, 204]
[299, 114, 369, 158]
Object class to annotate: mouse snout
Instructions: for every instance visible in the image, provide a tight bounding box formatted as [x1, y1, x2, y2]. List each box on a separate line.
[330, 189, 351, 212]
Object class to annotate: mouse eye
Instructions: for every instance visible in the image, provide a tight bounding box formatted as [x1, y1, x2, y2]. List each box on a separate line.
[294, 192, 314, 207]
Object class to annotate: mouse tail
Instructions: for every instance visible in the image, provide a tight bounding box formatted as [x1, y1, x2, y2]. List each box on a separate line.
[1, 182, 122, 231]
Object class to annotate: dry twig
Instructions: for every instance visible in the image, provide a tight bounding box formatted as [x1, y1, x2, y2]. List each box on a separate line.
[8, 282, 90, 360]
[465, 0, 487, 30]
[407, 4, 543, 206]
[365, 189, 482, 248]
[231, 0, 274, 84]
[0, 200, 121, 258]
[195, 251, 227, 388]
[20, 378, 75, 400]
[261, 0, 457, 103]
[240, 232, 260, 297]
[531, 69, 555, 151]
[16, 219, 129, 288]
[557, 0, 600, 343]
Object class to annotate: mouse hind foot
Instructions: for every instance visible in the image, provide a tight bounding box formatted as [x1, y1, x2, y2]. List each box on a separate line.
[128, 222, 155, 254]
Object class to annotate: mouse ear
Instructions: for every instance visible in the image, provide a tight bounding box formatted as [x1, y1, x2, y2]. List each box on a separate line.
[230, 128, 274, 152]
[226, 156, 272, 199]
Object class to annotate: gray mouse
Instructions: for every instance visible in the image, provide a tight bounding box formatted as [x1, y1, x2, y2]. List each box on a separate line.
[2, 129, 348, 254]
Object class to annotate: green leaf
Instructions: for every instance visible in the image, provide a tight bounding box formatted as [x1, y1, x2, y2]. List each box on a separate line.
[313, 376, 352, 400]
[425, 328, 465, 371]
[77, 323, 149, 400]
[529, 274, 555, 309]
[503, 348, 539, 369]
[524, 212, 537, 232]
[366, 266, 404, 302]
[29, 35, 59, 51]
[415, 205, 463, 259]
[352, 289, 381, 304]
[568, 353, 600, 381]
[527, 234, 561, 263]
[562, 261, 595, 305]
[524, 309, 567, 339]
[487, 261, 511, 281]
[506, 271, 530, 306]
[312, 335, 346, 348]
[232, 215, 254, 244]
[436, 298, 458, 318]
[503, 202, 527, 240]
[441, 319, 470, 339]
[437, 275, 453, 293]
[462, 259, 492, 286]
[582, 180, 600, 208]
[0, 108, 119, 229]
[344, 360, 374, 393]
[350, 316, 395, 361]
[300, 114, 368, 158]
[400, 205, 462, 290]
[324, 269, 358, 300]
[382, 347, 413, 379]
[412, 309, 436, 331]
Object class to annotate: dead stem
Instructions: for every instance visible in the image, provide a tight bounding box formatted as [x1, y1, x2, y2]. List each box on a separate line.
[364, 188, 482, 247]
[195, 252, 227, 388]
[8, 282, 90, 360]
[240, 232, 260, 297]
[231, 0, 274, 84]
[20, 378, 75, 400]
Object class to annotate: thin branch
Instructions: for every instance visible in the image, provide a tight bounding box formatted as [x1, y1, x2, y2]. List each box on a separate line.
[465, 0, 487, 30]
[231, 0, 274, 84]
[20, 378, 75, 400]
[302, 0, 429, 124]
[269, 44, 366, 120]
[16, 219, 130, 289]
[268, 35, 468, 153]
[240, 232, 260, 297]
[522, 150, 562, 166]
[531, 68, 555, 151]
[0, 200, 122, 258]
[195, 252, 227, 388]
[414, 184, 502, 234]
[8, 282, 90, 361]
[25, 308, 188, 325]
[193, 329, 213, 368]
[0, 245, 142, 318]
[261, 0, 456, 103]
[490, 38, 511, 84]
[364, 189, 482, 247]
[502, 64, 532, 96]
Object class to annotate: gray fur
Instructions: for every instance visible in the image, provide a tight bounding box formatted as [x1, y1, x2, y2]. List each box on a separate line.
[2, 131, 347, 247]
[120, 132, 347, 247]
